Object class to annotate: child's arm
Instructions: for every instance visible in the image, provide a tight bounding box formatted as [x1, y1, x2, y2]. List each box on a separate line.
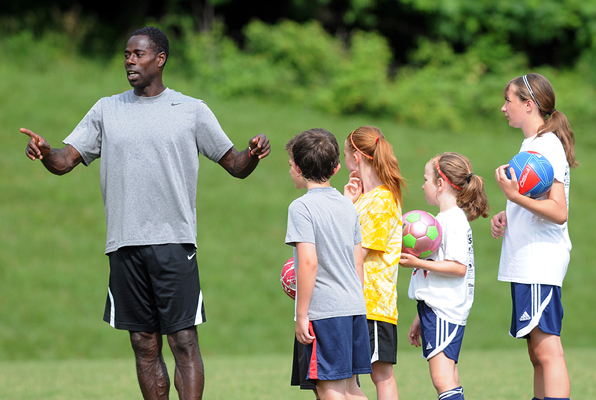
[490, 211, 507, 239]
[354, 242, 365, 287]
[295, 242, 317, 345]
[496, 165, 568, 224]
[400, 254, 467, 277]
[408, 313, 421, 347]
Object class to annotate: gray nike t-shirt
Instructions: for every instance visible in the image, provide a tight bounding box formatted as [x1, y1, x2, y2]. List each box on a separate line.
[64, 88, 233, 253]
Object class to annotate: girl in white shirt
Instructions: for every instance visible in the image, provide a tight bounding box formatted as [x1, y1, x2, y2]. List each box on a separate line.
[491, 73, 577, 400]
[401, 152, 489, 400]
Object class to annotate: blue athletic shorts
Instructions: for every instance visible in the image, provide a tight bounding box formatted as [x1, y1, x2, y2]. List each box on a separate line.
[104, 244, 205, 334]
[305, 315, 372, 382]
[509, 283, 563, 338]
[417, 301, 465, 363]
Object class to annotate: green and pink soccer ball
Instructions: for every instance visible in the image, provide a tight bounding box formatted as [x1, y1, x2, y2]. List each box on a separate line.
[402, 210, 442, 258]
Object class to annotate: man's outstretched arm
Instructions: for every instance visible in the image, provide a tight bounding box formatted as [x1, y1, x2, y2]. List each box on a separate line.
[21, 128, 83, 175]
[218, 133, 271, 179]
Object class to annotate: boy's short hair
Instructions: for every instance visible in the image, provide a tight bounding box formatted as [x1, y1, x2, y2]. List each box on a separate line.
[285, 136, 297, 158]
[289, 128, 339, 183]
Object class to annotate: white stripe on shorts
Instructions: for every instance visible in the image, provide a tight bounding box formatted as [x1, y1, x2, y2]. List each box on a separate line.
[108, 288, 116, 328]
[371, 320, 379, 363]
[517, 284, 553, 338]
[429, 314, 459, 359]
[194, 290, 204, 325]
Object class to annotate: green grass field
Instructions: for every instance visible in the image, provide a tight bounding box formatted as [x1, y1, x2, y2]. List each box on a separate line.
[1, 40, 595, 397]
[1, 348, 595, 399]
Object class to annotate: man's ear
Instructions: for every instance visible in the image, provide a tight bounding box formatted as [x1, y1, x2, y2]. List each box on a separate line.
[157, 52, 167, 69]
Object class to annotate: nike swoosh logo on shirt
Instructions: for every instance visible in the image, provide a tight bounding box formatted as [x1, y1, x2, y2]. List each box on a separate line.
[171, 102, 182, 106]
[188, 252, 196, 260]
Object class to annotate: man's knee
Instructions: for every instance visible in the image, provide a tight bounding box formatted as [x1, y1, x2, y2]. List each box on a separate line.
[167, 326, 200, 356]
[130, 331, 163, 359]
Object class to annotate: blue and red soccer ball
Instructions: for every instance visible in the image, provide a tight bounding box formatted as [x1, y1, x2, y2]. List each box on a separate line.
[506, 151, 554, 198]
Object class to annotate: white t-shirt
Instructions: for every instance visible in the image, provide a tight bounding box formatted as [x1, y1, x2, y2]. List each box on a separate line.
[497, 132, 571, 286]
[408, 207, 475, 325]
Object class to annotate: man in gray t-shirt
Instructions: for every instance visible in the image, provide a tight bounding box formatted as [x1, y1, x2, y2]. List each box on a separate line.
[21, 27, 270, 400]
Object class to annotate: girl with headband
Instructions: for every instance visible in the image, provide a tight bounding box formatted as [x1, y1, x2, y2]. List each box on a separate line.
[400, 152, 489, 400]
[492, 73, 578, 400]
[344, 126, 406, 400]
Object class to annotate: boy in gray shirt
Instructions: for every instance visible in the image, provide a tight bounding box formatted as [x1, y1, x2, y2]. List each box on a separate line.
[285, 128, 372, 400]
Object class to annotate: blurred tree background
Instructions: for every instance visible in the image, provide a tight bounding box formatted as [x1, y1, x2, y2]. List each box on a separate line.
[3, 0, 596, 129]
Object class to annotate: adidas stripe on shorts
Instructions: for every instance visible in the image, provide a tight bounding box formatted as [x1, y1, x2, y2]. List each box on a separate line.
[104, 243, 205, 334]
[509, 282, 563, 338]
[417, 301, 465, 362]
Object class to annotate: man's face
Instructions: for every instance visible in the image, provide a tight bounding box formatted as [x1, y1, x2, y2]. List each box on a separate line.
[124, 35, 164, 93]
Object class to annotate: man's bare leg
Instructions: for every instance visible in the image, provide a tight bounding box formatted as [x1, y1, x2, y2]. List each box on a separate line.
[130, 331, 170, 400]
[167, 326, 205, 400]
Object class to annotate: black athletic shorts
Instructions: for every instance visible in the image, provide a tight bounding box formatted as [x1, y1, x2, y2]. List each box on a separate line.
[103, 243, 205, 334]
[368, 319, 397, 364]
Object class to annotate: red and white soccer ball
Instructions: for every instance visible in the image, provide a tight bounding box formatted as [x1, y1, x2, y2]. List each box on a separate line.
[280, 257, 296, 300]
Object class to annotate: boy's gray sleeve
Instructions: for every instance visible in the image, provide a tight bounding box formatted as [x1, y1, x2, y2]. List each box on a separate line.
[285, 200, 314, 246]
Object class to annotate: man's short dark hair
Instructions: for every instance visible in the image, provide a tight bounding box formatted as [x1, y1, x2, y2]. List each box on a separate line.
[291, 128, 339, 183]
[130, 26, 169, 67]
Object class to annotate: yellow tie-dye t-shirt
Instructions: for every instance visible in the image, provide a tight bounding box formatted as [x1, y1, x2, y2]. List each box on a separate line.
[355, 185, 402, 325]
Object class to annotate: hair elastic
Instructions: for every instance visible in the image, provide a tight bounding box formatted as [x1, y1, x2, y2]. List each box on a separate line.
[434, 157, 462, 191]
[548, 109, 557, 117]
[522, 75, 541, 110]
[467, 173, 474, 183]
[350, 130, 374, 160]
[375, 137, 380, 144]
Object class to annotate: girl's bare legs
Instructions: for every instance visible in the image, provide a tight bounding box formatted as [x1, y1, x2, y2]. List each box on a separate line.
[428, 352, 459, 395]
[527, 328, 570, 399]
[371, 361, 399, 399]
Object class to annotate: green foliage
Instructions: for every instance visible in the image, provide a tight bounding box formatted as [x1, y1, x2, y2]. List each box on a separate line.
[7, 4, 596, 129]
[396, 0, 596, 86]
[391, 37, 528, 129]
[152, 15, 596, 130]
[316, 30, 394, 115]
[244, 20, 344, 89]
[401, 0, 595, 48]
